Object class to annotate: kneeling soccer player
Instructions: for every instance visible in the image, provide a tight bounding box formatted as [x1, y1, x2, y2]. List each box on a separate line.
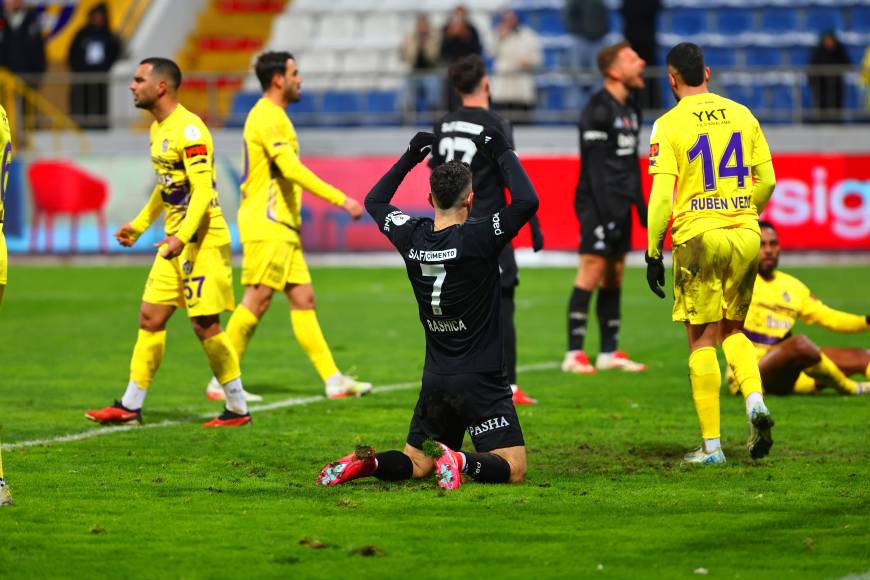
[85, 58, 249, 427]
[317, 129, 539, 489]
[731, 221, 870, 396]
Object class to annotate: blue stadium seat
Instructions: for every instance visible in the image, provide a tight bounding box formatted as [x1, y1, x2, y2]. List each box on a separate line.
[804, 7, 844, 34]
[746, 47, 784, 67]
[539, 84, 567, 111]
[789, 46, 812, 66]
[844, 43, 864, 65]
[669, 9, 707, 36]
[543, 46, 567, 70]
[608, 10, 622, 35]
[716, 8, 754, 35]
[760, 8, 798, 34]
[535, 9, 567, 36]
[704, 47, 737, 67]
[769, 84, 794, 114]
[290, 92, 318, 114]
[366, 90, 399, 115]
[853, 6, 870, 33]
[322, 91, 362, 114]
[724, 83, 765, 111]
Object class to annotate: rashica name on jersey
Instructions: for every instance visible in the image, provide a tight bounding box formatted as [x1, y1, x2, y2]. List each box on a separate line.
[426, 317, 467, 333]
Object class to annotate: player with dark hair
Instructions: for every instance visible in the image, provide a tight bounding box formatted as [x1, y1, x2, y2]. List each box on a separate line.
[86, 57, 251, 427]
[563, 42, 648, 375]
[203, 51, 371, 401]
[732, 221, 870, 396]
[431, 53, 544, 405]
[646, 43, 778, 464]
[317, 128, 539, 490]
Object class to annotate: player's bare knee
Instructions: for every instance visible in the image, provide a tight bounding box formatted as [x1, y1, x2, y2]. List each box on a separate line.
[191, 315, 221, 341]
[792, 335, 821, 366]
[139, 309, 167, 331]
[242, 285, 272, 318]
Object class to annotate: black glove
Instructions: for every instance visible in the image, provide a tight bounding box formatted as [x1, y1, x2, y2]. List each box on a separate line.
[402, 131, 435, 165]
[645, 252, 666, 299]
[637, 204, 648, 229]
[531, 226, 544, 252]
[471, 126, 512, 161]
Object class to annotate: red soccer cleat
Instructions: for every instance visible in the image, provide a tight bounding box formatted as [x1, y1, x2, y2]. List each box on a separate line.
[511, 386, 537, 405]
[85, 401, 142, 425]
[595, 351, 647, 372]
[203, 409, 252, 427]
[316, 446, 377, 486]
[430, 441, 463, 491]
[561, 350, 596, 374]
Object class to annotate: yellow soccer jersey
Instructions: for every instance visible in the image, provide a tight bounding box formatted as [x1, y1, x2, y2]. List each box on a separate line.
[0, 105, 12, 230]
[129, 104, 229, 247]
[649, 92, 771, 245]
[743, 270, 869, 352]
[239, 98, 346, 244]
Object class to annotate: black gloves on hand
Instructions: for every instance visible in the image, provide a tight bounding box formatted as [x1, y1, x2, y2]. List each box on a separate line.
[471, 127, 512, 160]
[402, 132, 435, 165]
[645, 252, 666, 299]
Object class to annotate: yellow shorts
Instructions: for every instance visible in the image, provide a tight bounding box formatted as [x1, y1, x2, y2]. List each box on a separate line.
[0, 231, 6, 286]
[672, 227, 760, 325]
[241, 240, 311, 290]
[142, 244, 235, 317]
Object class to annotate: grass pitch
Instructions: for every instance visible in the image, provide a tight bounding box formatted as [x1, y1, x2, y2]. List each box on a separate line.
[0, 264, 867, 579]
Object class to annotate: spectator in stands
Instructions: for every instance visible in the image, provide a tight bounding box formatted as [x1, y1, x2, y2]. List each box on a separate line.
[440, 5, 483, 110]
[68, 3, 121, 130]
[620, 0, 659, 110]
[490, 10, 542, 124]
[808, 31, 851, 123]
[0, 0, 46, 90]
[401, 14, 442, 113]
[564, 0, 610, 71]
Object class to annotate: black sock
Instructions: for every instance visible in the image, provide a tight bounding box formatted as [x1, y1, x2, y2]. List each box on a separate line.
[373, 450, 413, 481]
[501, 287, 517, 385]
[462, 452, 511, 483]
[597, 287, 621, 353]
[568, 287, 592, 351]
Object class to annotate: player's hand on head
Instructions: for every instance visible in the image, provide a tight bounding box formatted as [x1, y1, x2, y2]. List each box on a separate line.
[343, 197, 364, 221]
[155, 235, 185, 260]
[644, 252, 666, 299]
[114, 223, 137, 247]
[472, 127, 512, 160]
[403, 132, 435, 165]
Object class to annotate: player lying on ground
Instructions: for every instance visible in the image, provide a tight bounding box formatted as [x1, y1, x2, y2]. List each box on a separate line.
[317, 129, 538, 490]
[563, 42, 648, 375]
[431, 54, 543, 405]
[86, 58, 251, 427]
[646, 43, 777, 465]
[204, 51, 371, 402]
[729, 221, 870, 396]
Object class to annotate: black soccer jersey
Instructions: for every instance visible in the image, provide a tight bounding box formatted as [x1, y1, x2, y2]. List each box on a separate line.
[431, 107, 514, 218]
[575, 88, 646, 226]
[366, 150, 539, 374]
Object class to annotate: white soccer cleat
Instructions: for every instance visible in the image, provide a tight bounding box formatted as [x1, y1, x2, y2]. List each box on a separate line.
[682, 446, 726, 465]
[595, 351, 647, 372]
[561, 350, 596, 374]
[0, 480, 13, 506]
[205, 377, 263, 402]
[854, 382, 870, 395]
[325, 374, 373, 399]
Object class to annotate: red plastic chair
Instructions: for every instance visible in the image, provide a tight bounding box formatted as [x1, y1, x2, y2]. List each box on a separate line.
[28, 160, 109, 253]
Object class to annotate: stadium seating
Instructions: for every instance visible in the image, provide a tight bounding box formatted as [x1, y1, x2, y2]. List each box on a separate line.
[224, 0, 870, 126]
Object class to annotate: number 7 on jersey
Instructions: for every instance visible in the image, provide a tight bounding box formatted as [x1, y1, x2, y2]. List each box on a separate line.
[420, 264, 446, 315]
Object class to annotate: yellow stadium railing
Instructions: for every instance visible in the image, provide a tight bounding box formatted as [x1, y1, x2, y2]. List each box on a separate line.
[0, 68, 89, 155]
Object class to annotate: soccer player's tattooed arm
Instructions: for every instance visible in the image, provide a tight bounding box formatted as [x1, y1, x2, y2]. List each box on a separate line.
[646, 173, 676, 260]
[750, 161, 776, 214]
[799, 293, 870, 333]
[119, 185, 162, 247]
[267, 137, 362, 220]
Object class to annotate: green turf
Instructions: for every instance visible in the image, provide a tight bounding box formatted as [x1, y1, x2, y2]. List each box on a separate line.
[0, 264, 867, 579]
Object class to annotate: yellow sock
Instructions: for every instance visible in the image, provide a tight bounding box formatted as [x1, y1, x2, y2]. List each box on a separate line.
[722, 333, 763, 398]
[202, 332, 241, 385]
[0, 438, 5, 480]
[865, 361, 870, 380]
[291, 309, 339, 381]
[689, 347, 722, 440]
[804, 353, 856, 395]
[129, 329, 166, 388]
[226, 304, 259, 362]
[793, 373, 818, 395]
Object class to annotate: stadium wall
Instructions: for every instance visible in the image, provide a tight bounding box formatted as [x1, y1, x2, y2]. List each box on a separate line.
[7, 126, 870, 254]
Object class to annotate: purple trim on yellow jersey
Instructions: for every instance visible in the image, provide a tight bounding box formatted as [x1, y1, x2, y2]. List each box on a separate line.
[162, 186, 191, 206]
[743, 329, 781, 346]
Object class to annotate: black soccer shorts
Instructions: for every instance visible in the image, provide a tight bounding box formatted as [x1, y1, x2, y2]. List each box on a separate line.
[578, 208, 632, 257]
[406, 371, 525, 453]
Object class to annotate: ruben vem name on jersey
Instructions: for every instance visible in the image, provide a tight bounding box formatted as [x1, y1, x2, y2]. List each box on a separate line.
[690, 195, 751, 211]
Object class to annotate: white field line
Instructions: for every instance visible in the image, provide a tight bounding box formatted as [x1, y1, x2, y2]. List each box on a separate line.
[2, 362, 559, 451]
